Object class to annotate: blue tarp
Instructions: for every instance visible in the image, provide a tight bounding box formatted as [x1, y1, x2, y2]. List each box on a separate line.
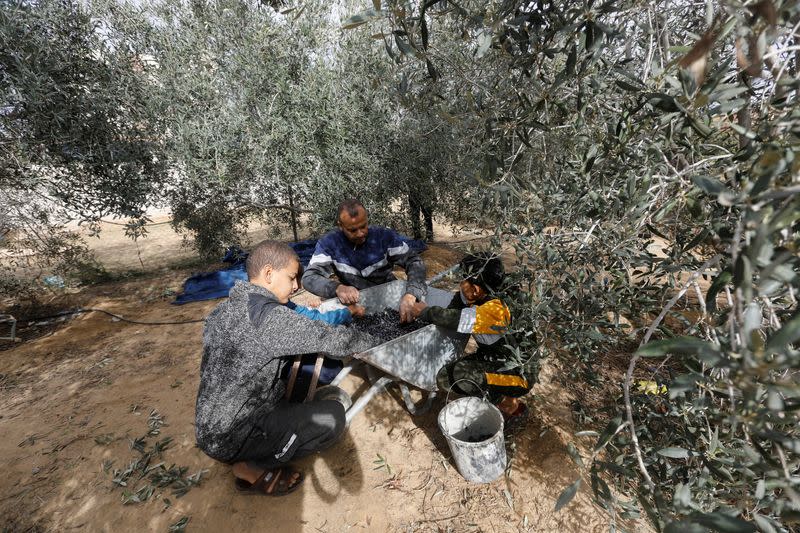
[172, 236, 426, 305]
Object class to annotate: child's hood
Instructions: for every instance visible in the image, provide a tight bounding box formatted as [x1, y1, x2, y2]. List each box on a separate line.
[229, 279, 280, 303]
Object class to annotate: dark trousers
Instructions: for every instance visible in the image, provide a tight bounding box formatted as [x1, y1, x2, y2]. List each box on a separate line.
[436, 352, 533, 402]
[409, 193, 434, 241]
[231, 399, 345, 468]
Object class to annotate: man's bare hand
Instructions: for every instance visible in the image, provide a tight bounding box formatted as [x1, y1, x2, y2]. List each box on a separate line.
[336, 284, 360, 305]
[347, 304, 366, 318]
[399, 293, 419, 323]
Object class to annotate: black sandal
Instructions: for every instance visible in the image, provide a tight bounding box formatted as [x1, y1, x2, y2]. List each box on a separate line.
[234, 466, 304, 496]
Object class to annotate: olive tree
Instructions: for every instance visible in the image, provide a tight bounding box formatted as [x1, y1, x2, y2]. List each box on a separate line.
[0, 0, 166, 293]
[346, 0, 800, 529]
[98, 0, 412, 258]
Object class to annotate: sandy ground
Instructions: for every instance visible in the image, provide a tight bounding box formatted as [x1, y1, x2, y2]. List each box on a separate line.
[76, 213, 492, 274]
[0, 217, 619, 532]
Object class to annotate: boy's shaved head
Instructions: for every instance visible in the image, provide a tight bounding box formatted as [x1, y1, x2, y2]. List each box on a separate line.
[246, 240, 299, 280]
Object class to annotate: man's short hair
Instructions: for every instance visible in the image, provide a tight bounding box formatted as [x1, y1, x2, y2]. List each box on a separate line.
[337, 198, 366, 220]
[246, 240, 298, 279]
[461, 252, 505, 292]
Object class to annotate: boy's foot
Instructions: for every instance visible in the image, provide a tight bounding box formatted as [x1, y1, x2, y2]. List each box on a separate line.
[495, 397, 529, 433]
[495, 396, 522, 418]
[233, 464, 304, 496]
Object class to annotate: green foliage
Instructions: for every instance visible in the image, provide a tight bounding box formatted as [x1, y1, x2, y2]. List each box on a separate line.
[0, 0, 165, 291]
[2, 0, 450, 273]
[95, 0, 412, 258]
[0, 0, 165, 222]
[349, 0, 800, 529]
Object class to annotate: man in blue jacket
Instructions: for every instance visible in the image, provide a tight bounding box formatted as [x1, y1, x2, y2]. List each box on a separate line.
[301, 199, 427, 322]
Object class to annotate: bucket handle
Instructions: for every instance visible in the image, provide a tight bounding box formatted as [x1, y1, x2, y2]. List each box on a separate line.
[442, 378, 495, 434]
[444, 377, 490, 405]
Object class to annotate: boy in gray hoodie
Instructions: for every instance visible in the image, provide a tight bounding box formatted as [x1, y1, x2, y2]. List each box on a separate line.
[196, 240, 377, 495]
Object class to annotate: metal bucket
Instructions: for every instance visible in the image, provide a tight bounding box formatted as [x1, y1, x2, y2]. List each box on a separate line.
[438, 396, 507, 483]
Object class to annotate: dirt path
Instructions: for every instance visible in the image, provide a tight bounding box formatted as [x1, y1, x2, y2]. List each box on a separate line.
[1, 223, 616, 532]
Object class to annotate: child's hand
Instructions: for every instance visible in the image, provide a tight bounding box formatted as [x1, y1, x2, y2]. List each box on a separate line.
[347, 304, 366, 318]
[305, 299, 321, 309]
[399, 293, 416, 322]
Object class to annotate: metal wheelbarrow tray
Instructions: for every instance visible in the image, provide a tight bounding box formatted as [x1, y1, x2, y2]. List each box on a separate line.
[317, 280, 468, 420]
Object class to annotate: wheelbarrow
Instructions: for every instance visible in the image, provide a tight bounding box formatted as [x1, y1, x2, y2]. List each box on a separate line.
[316, 280, 469, 423]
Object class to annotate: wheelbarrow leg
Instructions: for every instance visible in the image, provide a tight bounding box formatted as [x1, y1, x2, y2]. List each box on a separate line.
[345, 376, 393, 424]
[399, 384, 437, 415]
[330, 359, 360, 387]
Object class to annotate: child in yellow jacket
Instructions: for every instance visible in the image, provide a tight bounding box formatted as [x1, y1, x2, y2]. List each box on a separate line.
[411, 252, 534, 421]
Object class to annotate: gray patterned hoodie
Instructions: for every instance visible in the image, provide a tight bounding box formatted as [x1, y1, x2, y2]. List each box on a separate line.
[195, 280, 377, 462]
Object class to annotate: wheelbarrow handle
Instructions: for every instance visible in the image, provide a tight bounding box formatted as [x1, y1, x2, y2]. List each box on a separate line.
[426, 264, 460, 286]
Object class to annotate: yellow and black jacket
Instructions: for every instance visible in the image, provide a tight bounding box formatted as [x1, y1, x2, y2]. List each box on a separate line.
[419, 292, 533, 399]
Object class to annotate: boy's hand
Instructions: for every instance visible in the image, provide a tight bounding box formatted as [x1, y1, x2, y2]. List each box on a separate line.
[305, 299, 321, 309]
[336, 284, 360, 305]
[399, 294, 415, 323]
[347, 304, 366, 318]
